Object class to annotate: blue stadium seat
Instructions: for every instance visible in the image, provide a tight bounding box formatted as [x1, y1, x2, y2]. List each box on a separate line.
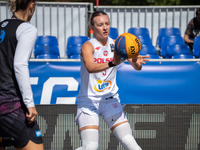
[157, 28, 181, 48]
[66, 36, 89, 51]
[138, 35, 153, 46]
[140, 54, 161, 59]
[166, 45, 191, 58]
[66, 36, 89, 58]
[140, 45, 157, 55]
[67, 44, 82, 58]
[146, 54, 161, 59]
[35, 54, 60, 59]
[35, 36, 58, 45]
[172, 54, 195, 59]
[109, 27, 119, 40]
[160, 35, 185, 58]
[69, 54, 81, 59]
[128, 27, 150, 37]
[127, 28, 152, 46]
[34, 36, 60, 59]
[193, 36, 200, 58]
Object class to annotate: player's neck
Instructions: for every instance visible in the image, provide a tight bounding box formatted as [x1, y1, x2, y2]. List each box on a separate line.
[96, 36, 108, 46]
[12, 11, 28, 22]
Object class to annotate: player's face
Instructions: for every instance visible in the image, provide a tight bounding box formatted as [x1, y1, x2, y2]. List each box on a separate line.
[91, 15, 110, 41]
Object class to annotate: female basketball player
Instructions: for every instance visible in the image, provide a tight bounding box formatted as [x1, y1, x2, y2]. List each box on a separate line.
[0, 0, 44, 150]
[75, 11, 149, 150]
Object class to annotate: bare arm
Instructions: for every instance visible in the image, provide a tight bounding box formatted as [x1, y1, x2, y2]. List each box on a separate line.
[184, 18, 194, 44]
[81, 41, 121, 73]
[184, 34, 194, 44]
[81, 41, 109, 73]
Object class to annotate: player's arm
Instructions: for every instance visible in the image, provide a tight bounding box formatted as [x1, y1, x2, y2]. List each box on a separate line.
[14, 23, 38, 123]
[81, 41, 121, 73]
[184, 34, 194, 44]
[184, 19, 194, 44]
[127, 54, 150, 70]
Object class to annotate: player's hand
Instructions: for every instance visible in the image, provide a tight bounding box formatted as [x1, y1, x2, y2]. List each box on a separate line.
[112, 50, 123, 65]
[132, 54, 150, 66]
[26, 107, 38, 123]
[128, 54, 149, 70]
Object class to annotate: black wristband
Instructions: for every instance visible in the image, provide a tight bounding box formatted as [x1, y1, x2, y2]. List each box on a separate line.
[108, 61, 116, 67]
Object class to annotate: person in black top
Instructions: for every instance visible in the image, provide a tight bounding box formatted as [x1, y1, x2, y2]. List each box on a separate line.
[0, 0, 44, 150]
[184, 8, 200, 51]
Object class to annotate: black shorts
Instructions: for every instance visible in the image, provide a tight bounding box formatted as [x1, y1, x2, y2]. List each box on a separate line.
[0, 109, 43, 148]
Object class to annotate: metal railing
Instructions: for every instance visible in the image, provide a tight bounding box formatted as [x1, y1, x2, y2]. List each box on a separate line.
[1, 1, 199, 58]
[96, 5, 200, 46]
[0, 1, 93, 58]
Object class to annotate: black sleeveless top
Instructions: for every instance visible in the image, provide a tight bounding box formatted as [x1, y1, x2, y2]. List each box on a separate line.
[0, 19, 25, 115]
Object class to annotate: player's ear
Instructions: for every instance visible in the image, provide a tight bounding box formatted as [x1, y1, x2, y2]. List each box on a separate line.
[29, 1, 35, 14]
[90, 25, 94, 31]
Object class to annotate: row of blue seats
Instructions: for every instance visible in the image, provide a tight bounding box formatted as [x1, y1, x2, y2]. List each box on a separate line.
[34, 27, 200, 59]
[109, 27, 200, 59]
[34, 35, 89, 59]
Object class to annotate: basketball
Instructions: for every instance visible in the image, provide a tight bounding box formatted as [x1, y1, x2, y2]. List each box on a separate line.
[115, 33, 141, 59]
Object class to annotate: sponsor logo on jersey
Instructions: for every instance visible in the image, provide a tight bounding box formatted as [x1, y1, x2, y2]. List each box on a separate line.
[94, 57, 113, 63]
[110, 44, 115, 52]
[1, 21, 8, 28]
[95, 46, 101, 50]
[103, 51, 108, 56]
[35, 130, 42, 137]
[94, 79, 112, 92]
[0, 30, 5, 43]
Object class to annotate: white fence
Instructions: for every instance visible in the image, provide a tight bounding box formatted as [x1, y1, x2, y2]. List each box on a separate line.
[96, 5, 200, 47]
[1, 1, 199, 58]
[0, 1, 93, 58]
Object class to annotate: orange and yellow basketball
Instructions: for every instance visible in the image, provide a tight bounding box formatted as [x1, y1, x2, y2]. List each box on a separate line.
[115, 33, 141, 59]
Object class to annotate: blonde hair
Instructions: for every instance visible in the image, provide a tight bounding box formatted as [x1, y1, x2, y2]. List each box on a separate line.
[9, 0, 16, 12]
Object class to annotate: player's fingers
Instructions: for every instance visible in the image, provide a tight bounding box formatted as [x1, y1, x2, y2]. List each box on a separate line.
[139, 61, 145, 64]
[142, 55, 150, 58]
[29, 114, 36, 122]
[143, 59, 150, 62]
[27, 113, 36, 123]
[26, 112, 32, 118]
[26, 111, 34, 119]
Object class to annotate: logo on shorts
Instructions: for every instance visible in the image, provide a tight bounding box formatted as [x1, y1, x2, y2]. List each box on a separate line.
[94, 79, 112, 92]
[35, 130, 42, 137]
[112, 103, 118, 108]
[89, 106, 97, 112]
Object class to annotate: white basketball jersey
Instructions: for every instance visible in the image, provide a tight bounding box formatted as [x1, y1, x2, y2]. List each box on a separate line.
[78, 37, 118, 102]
